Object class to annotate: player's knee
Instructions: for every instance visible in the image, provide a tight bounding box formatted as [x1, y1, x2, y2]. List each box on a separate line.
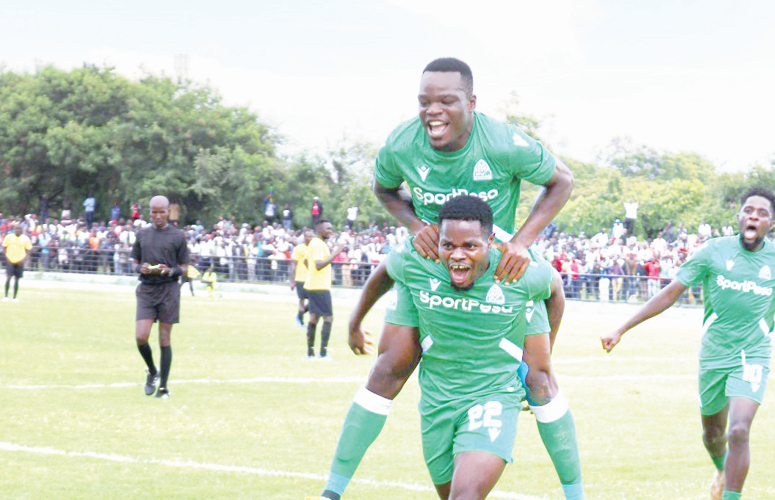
[449, 484, 487, 500]
[702, 424, 726, 447]
[727, 422, 751, 446]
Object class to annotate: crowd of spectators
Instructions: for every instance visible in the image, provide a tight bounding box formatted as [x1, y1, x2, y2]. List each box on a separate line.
[0, 211, 410, 288]
[0, 207, 741, 304]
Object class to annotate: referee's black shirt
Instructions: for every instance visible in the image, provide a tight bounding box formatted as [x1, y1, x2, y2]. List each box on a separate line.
[131, 225, 189, 285]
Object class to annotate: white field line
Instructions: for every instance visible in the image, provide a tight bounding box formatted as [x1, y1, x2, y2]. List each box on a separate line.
[0, 442, 549, 500]
[4, 371, 773, 390]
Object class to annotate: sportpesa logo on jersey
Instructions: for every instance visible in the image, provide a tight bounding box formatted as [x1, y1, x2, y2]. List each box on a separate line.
[413, 187, 499, 206]
[716, 275, 773, 296]
[418, 290, 514, 314]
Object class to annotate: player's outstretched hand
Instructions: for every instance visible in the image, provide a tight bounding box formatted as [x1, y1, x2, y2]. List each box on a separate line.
[601, 330, 624, 353]
[349, 326, 374, 355]
[413, 224, 439, 261]
[494, 240, 530, 284]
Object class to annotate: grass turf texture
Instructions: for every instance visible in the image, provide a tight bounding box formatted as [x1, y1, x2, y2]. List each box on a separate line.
[1, 283, 773, 500]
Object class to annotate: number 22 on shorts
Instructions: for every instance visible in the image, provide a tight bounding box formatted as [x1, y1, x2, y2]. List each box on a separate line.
[468, 401, 503, 441]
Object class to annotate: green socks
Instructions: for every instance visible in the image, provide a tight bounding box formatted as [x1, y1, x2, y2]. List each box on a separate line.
[722, 491, 741, 500]
[530, 392, 584, 500]
[323, 387, 392, 498]
[712, 451, 727, 471]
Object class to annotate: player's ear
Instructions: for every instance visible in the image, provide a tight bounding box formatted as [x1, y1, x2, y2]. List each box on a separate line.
[468, 94, 477, 111]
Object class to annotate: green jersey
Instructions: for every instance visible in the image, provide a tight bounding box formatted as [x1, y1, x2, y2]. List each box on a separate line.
[385, 239, 554, 413]
[676, 236, 775, 368]
[375, 112, 556, 241]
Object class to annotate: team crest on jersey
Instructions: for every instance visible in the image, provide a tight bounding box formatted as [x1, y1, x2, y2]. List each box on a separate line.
[759, 266, 771, 280]
[726, 260, 734, 271]
[512, 132, 529, 147]
[472, 159, 493, 181]
[486, 284, 505, 305]
[417, 165, 431, 182]
[430, 278, 441, 291]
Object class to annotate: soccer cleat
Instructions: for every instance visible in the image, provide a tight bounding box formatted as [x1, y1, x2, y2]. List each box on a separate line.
[711, 469, 725, 500]
[12, 298, 18, 303]
[155, 387, 170, 399]
[144, 371, 159, 396]
[1, 297, 8, 302]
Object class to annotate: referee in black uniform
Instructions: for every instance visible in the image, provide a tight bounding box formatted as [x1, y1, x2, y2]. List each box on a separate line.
[132, 195, 188, 398]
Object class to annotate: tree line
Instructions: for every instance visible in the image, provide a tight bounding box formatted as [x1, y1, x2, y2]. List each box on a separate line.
[1, 65, 772, 237]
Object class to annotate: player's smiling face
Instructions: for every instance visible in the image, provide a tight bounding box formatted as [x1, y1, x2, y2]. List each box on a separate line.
[439, 219, 493, 291]
[418, 71, 476, 152]
[738, 195, 773, 251]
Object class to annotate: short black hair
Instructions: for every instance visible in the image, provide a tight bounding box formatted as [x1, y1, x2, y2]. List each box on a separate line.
[423, 57, 473, 96]
[315, 218, 331, 227]
[741, 186, 775, 214]
[438, 195, 493, 235]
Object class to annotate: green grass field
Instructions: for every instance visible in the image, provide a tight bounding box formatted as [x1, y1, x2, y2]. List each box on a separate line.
[1, 281, 774, 500]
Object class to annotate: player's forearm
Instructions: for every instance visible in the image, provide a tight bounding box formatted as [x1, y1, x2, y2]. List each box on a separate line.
[374, 182, 425, 235]
[512, 159, 574, 248]
[349, 261, 394, 330]
[314, 256, 337, 270]
[619, 280, 686, 335]
[546, 274, 565, 351]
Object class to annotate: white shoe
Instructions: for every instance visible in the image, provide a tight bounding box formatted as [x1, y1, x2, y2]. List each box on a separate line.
[12, 298, 18, 303]
[1, 297, 8, 302]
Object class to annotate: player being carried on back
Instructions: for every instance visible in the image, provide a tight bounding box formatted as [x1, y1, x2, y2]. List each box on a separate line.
[316, 57, 582, 499]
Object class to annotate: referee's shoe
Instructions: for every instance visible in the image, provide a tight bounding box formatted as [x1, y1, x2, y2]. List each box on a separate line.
[144, 370, 159, 396]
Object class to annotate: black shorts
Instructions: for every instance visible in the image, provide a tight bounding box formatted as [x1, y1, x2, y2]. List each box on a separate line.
[6, 263, 24, 279]
[306, 289, 332, 316]
[295, 281, 308, 300]
[136, 281, 181, 324]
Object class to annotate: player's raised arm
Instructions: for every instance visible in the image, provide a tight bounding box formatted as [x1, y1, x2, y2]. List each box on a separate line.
[601, 279, 687, 352]
[496, 158, 574, 284]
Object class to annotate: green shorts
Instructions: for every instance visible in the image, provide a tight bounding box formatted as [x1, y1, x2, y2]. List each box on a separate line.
[421, 391, 522, 485]
[699, 355, 770, 416]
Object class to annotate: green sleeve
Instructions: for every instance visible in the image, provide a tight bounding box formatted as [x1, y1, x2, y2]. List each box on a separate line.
[374, 143, 403, 189]
[384, 281, 419, 327]
[676, 241, 711, 287]
[508, 124, 557, 186]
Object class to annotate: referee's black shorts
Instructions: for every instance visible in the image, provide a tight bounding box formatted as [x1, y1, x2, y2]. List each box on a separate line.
[295, 281, 308, 300]
[136, 281, 181, 324]
[6, 263, 24, 279]
[306, 289, 333, 316]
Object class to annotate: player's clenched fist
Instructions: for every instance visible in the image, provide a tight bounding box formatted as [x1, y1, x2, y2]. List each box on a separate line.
[348, 326, 374, 355]
[601, 330, 624, 353]
[412, 223, 439, 261]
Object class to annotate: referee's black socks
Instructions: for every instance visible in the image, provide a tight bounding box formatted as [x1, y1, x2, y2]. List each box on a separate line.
[160, 346, 172, 388]
[137, 343, 157, 375]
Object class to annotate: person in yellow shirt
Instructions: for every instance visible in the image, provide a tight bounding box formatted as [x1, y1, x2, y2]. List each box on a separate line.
[3, 225, 33, 302]
[303, 219, 346, 358]
[289, 229, 314, 327]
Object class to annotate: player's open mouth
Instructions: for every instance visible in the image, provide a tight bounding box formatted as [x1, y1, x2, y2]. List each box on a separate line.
[743, 224, 759, 240]
[448, 263, 471, 285]
[426, 120, 448, 139]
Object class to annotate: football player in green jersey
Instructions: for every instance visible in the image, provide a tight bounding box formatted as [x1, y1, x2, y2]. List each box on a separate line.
[602, 187, 775, 500]
[345, 57, 582, 499]
[318, 196, 583, 500]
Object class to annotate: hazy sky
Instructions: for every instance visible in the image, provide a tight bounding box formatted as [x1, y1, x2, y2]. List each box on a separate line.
[3, 0, 774, 171]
